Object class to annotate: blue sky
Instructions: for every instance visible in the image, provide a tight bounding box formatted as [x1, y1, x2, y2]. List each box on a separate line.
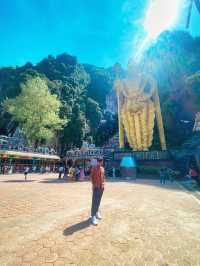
[0, 0, 199, 68]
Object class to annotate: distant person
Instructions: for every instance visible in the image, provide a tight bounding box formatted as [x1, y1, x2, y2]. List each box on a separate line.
[8, 165, 13, 174]
[68, 167, 74, 180]
[169, 168, 178, 182]
[40, 166, 44, 174]
[58, 165, 64, 179]
[91, 158, 97, 167]
[75, 167, 80, 181]
[79, 167, 85, 181]
[3, 165, 7, 174]
[62, 166, 68, 179]
[159, 168, 167, 185]
[24, 166, 29, 181]
[45, 165, 49, 173]
[32, 166, 37, 173]
[112, 167, 116, 179]
[90, 158, 105, 225]
[188, 166, 199, 184]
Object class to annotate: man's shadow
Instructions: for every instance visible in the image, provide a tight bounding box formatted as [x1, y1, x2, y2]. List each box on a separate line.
[63, 218, 91, 236]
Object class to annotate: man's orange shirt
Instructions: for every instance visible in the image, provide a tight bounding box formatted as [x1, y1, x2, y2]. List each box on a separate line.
[90, 166, 105, 188]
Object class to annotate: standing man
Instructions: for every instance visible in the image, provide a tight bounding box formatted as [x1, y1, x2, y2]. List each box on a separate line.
[58, 165, 64, 179]
[160, 167, 167, 185]
[90, 158, 105, 225]
[24, 166, 29, 181]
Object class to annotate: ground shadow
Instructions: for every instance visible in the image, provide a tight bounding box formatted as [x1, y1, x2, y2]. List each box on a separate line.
[2, 180, 35, 183]
[40, 177, 183, 191]
[39, 178, 90, 184]
[40, 178, 76, 184]
[107, 178, 184, 192]
[63, 218, 91, 236]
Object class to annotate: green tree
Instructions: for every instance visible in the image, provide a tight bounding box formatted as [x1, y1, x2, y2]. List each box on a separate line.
[61, 104, 87, 149]
[4, 77, 64, 145]
[85, 97, 102, 135]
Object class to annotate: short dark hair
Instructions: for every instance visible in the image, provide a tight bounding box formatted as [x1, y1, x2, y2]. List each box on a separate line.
[97, 158, 103, 162]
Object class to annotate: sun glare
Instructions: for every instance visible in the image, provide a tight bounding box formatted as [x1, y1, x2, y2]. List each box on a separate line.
[144, 0, 182, 39]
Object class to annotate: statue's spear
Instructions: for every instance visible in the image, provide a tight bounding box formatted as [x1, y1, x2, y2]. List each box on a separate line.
[186, 0, 200, 28]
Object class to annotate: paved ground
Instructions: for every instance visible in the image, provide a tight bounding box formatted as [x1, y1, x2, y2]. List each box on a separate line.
[0, 173, 200, 266]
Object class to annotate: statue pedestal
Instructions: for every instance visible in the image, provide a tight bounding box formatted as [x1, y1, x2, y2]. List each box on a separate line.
[121, 167, 136, 179]
[120, 156, 137, 179]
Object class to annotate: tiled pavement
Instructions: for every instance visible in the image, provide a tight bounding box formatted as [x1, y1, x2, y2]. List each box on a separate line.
[0, 174, 200, 266]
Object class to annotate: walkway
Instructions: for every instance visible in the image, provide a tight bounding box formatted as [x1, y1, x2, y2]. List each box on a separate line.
[0, 174, 200, 266]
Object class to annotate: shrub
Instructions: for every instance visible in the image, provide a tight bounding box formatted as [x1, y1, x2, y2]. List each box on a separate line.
[138, 166, 181, 178]
[138, 166, 161, 175]
[138, 166, 162, 175]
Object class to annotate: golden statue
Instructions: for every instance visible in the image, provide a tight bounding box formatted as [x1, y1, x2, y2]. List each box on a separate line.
[115, 63, 166, 151]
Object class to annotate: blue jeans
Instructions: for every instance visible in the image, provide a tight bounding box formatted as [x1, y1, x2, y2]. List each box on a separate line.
[160, 175, 166, 184]
[91, 187, 104, 217]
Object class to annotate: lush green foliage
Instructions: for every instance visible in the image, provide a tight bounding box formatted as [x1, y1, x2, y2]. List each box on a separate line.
[138, 166, 162, 175]
[0, 53, 114, 151]
[142, 31, 200, 148]
[186, 71, 200, 105]
[4, 77, 64, 144]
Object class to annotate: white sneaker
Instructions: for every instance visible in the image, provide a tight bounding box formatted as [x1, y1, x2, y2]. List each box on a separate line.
[96, 212, 102, 220]
[91, 216, 98, 225]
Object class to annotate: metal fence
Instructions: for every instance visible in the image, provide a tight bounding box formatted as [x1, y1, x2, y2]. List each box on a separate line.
[66, 148, 170, 161]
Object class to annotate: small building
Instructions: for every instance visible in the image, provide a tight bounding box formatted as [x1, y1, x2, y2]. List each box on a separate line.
[0, 149, 60, 174]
